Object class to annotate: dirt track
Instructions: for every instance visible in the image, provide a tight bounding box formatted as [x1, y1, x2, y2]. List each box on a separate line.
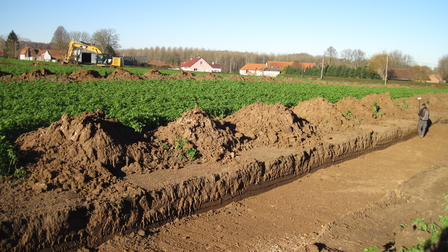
[98, 122, 448, 252]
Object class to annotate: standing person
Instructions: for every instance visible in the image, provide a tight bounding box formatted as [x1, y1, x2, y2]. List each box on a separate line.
[417, 103, 430, 137]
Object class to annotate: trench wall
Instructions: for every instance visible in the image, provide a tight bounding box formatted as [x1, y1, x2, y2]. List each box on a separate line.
[6, 121, 420, 251]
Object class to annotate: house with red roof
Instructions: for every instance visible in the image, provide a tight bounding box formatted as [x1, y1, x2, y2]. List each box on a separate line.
[19, 47, 65, 62]
[180, 57, 222, 73]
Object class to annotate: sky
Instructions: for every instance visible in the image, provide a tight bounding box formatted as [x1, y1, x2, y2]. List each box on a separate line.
[1, 0, 447, 68]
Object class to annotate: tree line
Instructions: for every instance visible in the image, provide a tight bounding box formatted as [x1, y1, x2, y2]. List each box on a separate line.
[282, 65, 381, 80]
[1, 27, 447, 80]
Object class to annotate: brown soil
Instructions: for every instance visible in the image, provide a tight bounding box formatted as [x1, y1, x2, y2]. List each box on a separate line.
[0, 69, 448, 251]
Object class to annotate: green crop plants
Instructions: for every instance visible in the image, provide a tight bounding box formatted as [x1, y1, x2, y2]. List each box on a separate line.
[174, 136, 189, 150]
[363, 196, 448, 252]
[344, 109, 354, 119]
[362, 246, 380, 252]
[185, 147, 199, 160]
[372, 102, 382, 115]
[0, 135, 18, 177]
[401, 99, 409, 109]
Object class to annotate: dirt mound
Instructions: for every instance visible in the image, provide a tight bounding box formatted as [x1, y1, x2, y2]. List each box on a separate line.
[225, 102, 318, 148]
[107, 68, 141, 81]
[224, 75, 248, 81]
[292, 97, 356, 135]
[195, 73, 223, 81]
[69, 69, 103, 81]
[259, 75, 281, 82]
[151, 105, 241, 163]
[167, 71, 196, 80]
[15, 109, 154, 196]
[19, 68, 55, 80]
[336, 93, 413, 124]
[143, 69, 165, 78]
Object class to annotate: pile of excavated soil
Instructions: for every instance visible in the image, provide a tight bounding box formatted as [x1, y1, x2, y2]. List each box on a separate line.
[195, 73, 223, 81]
[143, 69, 165, 79]
[69, 69, 103, 81]
[167, 71, 196, 80]
[107, 68, 141, 80]
[19, 68, 55, 81]
[14, 109, 155, 197]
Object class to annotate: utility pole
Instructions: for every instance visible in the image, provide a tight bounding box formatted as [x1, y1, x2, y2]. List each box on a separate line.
[320, 55, 325, 80]
[384, 55, 389, 85]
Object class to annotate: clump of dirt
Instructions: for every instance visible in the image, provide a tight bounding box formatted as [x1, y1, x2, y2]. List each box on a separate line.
[225, 102, 318, 149]
[335, 92, 412, 124]
[224, 75, 248, 81]
[195, 73, 223, 81]
[143, 69, 165, 79]
[259, 75, 281, 83]
[19, 68, 55, 81]
[151, 105, 241, 164]
[15, 109, 155, 197]
[69, 69, 103, 81]
[292, 97, 356, 135]
[167, 71, 196, 80]
[107, 68, 141, 81]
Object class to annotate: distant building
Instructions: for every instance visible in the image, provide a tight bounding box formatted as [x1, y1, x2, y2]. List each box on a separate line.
[19, 47, 65, 62]
[240, 61, 315, 77]
[387, 68, 430, 82]
[180, 57, 222, 72]
[122, 56, 149, 65]
[425, 74, 443, 83]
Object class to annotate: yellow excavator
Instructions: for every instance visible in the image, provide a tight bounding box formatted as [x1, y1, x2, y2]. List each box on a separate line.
[63, 39, 123, 67]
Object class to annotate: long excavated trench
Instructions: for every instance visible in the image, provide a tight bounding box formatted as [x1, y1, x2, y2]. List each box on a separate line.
[36, 121, 418, 251]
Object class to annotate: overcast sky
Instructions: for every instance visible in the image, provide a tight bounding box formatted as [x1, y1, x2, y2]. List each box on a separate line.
[1, 0, 446, 67]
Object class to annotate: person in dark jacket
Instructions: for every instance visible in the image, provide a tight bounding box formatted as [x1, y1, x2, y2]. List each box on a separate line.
[417, 103, 430, 137]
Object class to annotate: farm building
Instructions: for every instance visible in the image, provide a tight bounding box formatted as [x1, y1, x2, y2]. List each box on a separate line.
[122, 56, 149, 65]
[240, 61, 315, 77]
[180, 57, 222, 73]
[426, 74, 444, 83]
[19, 47, 65, 62]
[387, 68, 430, 82]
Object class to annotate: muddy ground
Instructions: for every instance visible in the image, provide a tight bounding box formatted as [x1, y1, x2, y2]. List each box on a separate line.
[0, 66, 448, 251]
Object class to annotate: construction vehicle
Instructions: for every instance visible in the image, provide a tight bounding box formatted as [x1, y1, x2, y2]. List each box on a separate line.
[63, 39, 123, 67]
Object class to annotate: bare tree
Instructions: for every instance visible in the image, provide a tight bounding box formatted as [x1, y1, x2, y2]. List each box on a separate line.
[388, 50, 414, 68]
[438, 55, 448, 81]
[91, 28, 120, 55]
[69, 31, 91, 43]
[51, 26, 70, 50]
[324, 46, 338, 66]
[352, 49, 366, 68]
[340, 48, 353, 65]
